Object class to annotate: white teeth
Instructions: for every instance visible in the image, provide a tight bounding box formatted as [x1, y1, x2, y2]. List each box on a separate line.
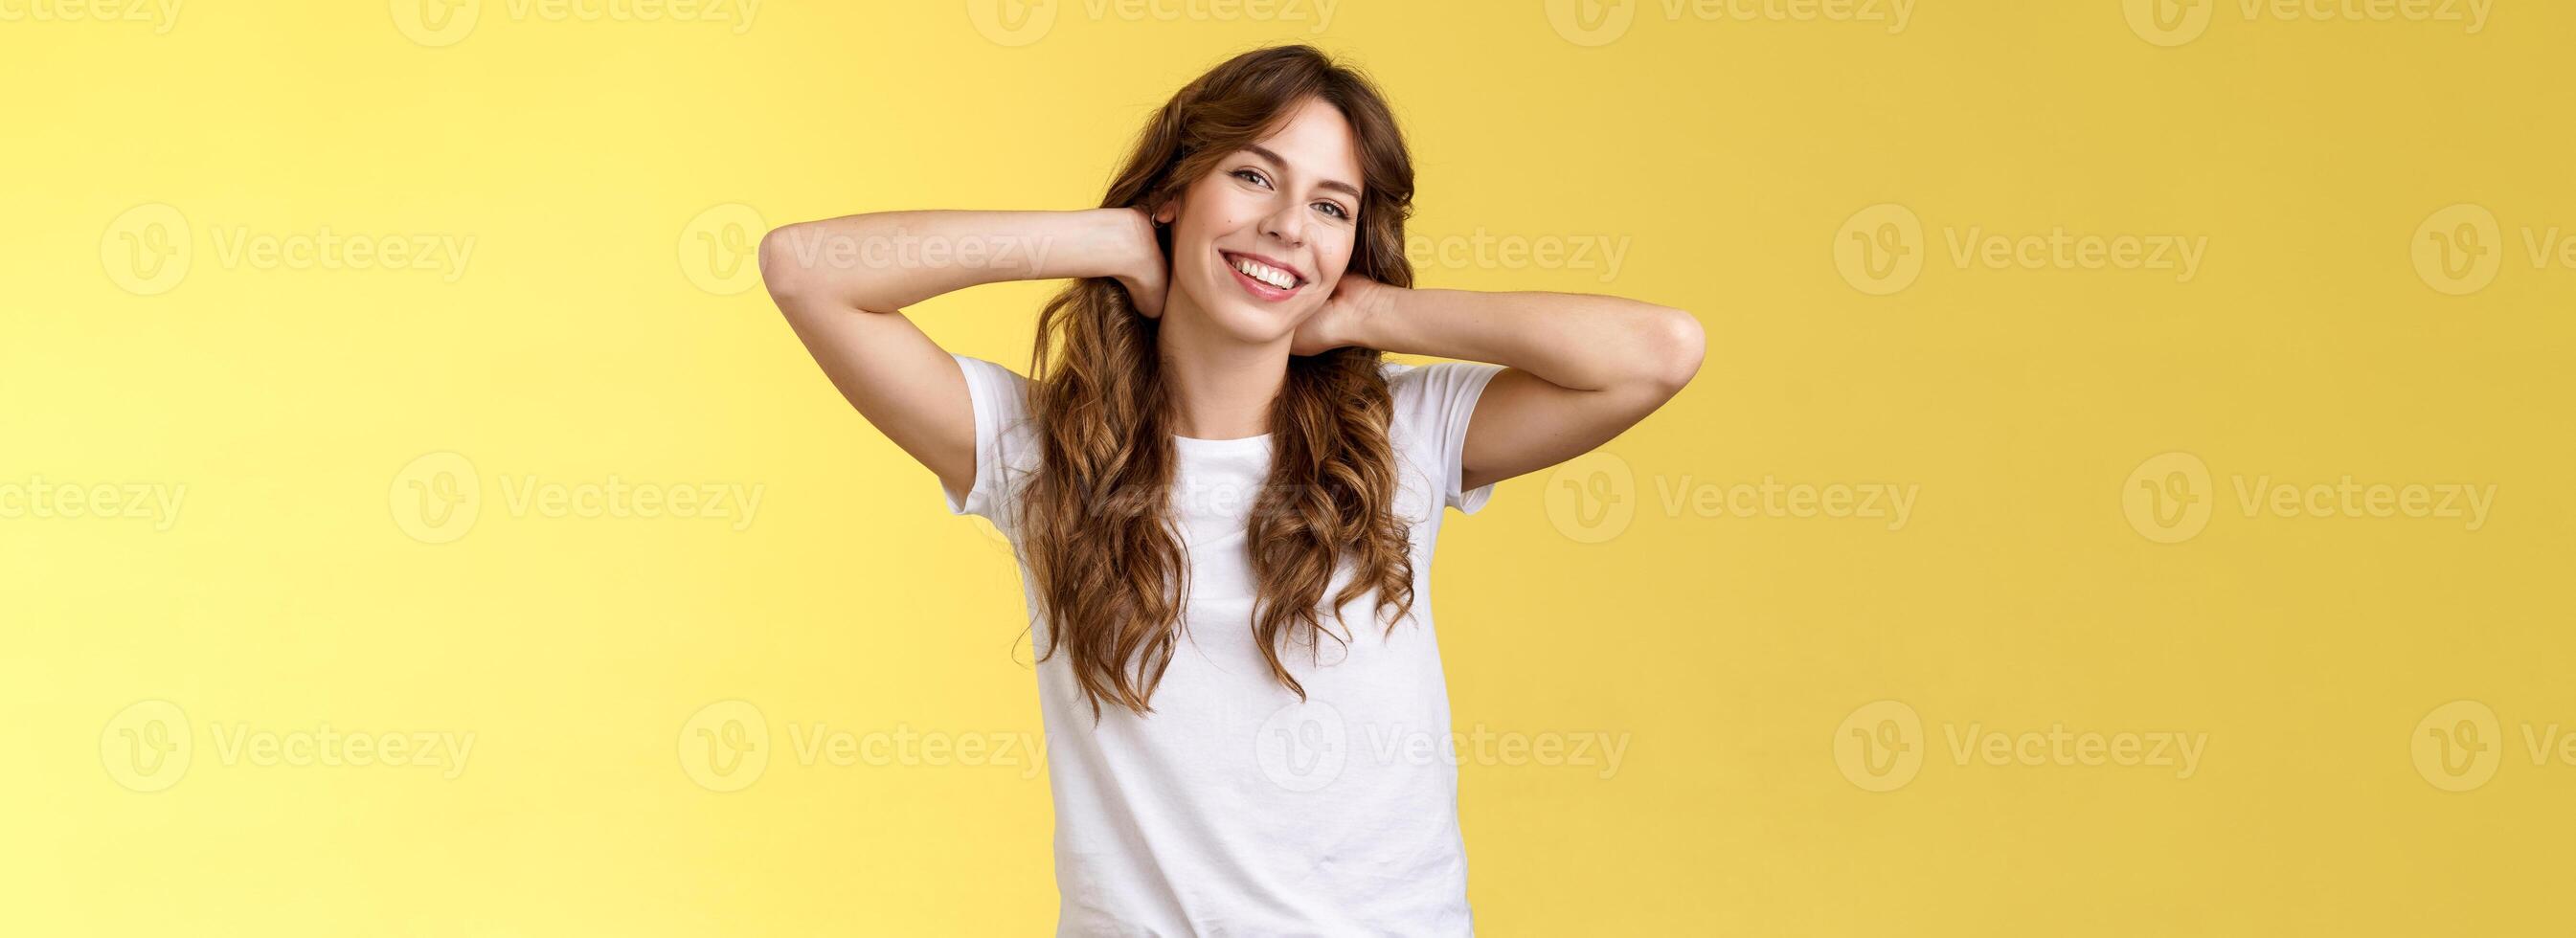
[1230, 255, 1296, 290]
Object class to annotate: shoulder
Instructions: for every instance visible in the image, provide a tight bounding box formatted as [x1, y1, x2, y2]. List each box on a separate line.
[1379, 359, 1504, 432]
[955, 353, 1030, 397]
[1377, 358, 1508, 515]
[952, 353, 1034, 427]
[943, 354, 1043, 522]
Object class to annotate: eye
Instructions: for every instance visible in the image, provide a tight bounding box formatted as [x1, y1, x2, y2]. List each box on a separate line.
[1234, 166, 1351, 221]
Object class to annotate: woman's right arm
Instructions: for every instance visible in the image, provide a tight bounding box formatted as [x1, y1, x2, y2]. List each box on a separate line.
[758, 208, 1162, 498]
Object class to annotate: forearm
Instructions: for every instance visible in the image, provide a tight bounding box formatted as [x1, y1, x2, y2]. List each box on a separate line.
[1350, 286, 1702, 393]
[758, 208, 1145, 314]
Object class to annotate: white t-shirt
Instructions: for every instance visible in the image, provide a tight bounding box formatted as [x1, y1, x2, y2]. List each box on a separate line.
[941, 353, 1504, 937]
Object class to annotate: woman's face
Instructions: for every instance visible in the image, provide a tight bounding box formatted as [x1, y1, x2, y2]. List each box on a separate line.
[1156, 96, 1365, 346]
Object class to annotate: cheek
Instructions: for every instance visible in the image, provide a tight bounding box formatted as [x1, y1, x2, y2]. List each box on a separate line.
[1181, 178, 1254, 230]
[1318, 234, 1357, 282]
[1174, 203, 1253, 271]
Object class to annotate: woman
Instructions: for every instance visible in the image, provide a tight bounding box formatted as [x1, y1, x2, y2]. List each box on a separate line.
[761, 44, 1701, 936]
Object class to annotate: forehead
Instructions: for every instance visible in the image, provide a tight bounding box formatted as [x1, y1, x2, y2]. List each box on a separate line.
[1243, 97, 1362, 196]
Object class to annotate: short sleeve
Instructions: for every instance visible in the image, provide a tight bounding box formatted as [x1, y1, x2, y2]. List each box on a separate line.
[942, 354, 1039, 525]
[1384, 360, 1507, 515]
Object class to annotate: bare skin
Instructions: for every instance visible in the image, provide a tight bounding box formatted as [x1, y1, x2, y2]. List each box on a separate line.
[760, 96, 1702, 500]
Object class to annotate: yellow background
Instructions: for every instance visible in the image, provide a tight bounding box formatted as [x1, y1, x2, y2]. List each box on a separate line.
[6, 0, 2572, 934]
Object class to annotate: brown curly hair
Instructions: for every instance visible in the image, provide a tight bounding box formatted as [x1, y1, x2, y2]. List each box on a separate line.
[1019, 45, 1420, 719]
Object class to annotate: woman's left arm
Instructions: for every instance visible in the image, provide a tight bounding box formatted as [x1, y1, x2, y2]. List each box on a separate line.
[1305, 278, 1706, 492]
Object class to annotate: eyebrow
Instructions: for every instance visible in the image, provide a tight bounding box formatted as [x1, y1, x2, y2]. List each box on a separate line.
[1245, 145, 1362, 201]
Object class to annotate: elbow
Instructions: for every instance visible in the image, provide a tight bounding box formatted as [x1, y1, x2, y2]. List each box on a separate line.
[757, 223, 813, 306]
[1641, 306, 1705, 396]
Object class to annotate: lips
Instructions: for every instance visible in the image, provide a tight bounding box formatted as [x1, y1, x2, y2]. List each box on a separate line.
[1219, 249, 1305, 302]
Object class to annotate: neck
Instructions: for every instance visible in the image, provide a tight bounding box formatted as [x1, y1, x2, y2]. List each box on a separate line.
[1156, 296, 1289, 440]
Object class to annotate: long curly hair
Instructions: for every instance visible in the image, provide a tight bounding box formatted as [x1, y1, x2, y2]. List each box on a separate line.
[1019, 45, 1419, 719]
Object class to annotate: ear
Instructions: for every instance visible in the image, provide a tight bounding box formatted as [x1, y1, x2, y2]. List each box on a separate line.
[1150, 196, 1177, 227]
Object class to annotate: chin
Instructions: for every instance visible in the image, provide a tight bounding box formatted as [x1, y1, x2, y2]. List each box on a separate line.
[1217, 300, 1307, 344]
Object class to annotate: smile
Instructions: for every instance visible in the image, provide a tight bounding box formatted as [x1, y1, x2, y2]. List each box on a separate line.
[1220, 250, 1304, 301]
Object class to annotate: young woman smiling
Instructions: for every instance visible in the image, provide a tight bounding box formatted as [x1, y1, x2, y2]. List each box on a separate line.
[761, 44, 1701, 936]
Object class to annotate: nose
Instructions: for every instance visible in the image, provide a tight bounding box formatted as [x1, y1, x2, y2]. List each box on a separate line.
[1262, 202, 1306, 248]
